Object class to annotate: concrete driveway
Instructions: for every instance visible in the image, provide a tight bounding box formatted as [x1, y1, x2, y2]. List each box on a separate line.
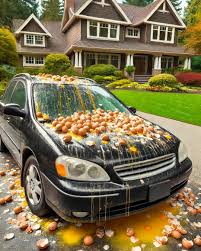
[138, 112, 201, 185]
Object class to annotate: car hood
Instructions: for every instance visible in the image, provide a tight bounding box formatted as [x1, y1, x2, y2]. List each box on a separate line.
[41, 118, 180, 167]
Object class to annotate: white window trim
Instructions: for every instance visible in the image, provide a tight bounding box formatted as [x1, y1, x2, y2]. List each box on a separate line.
[87, 20, 120, 41]
[23, 56, 45, 67]
[151, 24, 175, 44]
[24, 34, 45, 47]
[125, 27, 140, 38]
[84, 52, 121, 69]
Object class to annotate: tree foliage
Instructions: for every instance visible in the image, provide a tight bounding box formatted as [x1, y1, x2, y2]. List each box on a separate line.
[184, 0, 201, 26]
[0, 28, 18, 66]
[41, 0, 63, 21]
[183, 22, 201, 54]
[0, 0, 38, 27]
[44, 54, 71, 74]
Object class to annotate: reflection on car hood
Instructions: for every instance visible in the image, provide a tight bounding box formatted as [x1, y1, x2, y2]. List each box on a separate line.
[42, 121, 180, 167]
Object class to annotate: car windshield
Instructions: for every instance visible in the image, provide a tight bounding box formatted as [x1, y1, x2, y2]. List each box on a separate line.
[33, 82, 129, 119]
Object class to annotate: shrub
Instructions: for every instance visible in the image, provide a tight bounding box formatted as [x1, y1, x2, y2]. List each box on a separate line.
[107, 79, 131, 89]
[114, 70, 124, 78]
[192, 56, 201, 72]
[83, 64, 117, 78]
[93, 75, 105, 84]
[148, 74, 178, 87]
[124, 65, 135, 75]
[44, 54, 71, 75]
[0, 66, 14, 81]
[176, 72, 201, 86]
[65, 66, 80, 76]
[16, 67, 43, 75]
[0, 28, 18, 66]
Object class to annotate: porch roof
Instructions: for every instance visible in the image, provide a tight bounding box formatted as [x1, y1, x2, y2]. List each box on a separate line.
[66, 39, 194, 56]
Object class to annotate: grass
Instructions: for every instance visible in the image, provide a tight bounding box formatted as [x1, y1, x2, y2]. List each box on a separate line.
[112, 90, 201, 126]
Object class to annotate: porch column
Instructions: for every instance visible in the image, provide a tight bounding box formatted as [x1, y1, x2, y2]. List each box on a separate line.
[152, 55, 162, 76]
[154, 56, 159, 70]
[74, 51, 79, 67]
[157, 56, 162, 70]
[184, 58, 188, 69]
[188, 57, 191, 70]
[130, 54, 134, 66]
[126, 54, 131, 66]
[78, 51, 82, 67]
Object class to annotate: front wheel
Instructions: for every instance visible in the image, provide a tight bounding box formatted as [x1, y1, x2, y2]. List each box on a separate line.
[23, 156, 51, 217]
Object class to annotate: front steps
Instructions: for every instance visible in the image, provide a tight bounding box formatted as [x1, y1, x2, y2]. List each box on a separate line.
[134, 75, 152, 83]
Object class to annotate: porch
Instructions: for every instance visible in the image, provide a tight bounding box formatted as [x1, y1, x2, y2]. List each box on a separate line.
[71, 50, 192, 83]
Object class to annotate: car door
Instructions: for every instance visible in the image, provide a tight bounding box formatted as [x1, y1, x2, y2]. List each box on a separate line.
[4, 80, 27, 164]
[0, 79, 17, 150]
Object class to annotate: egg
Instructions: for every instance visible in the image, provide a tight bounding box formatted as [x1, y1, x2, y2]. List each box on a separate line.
[36, 112, 43, 118]
[136, 125, 144, 134]
[118, 138, 127, 146]
[182, 238, 194, 249]
[4, 195, 12, 203]
[171, 230, 182, 239]
[0, 198, 6, 205]
[58, 116, 65, 121]
[95, 128, 101, 135]
[71, 126, 79, 134]
[48, 222, 57, 231]
[83, 235, 94, 246]
[131, 127, 138, 134]
[126, 228, 135, 237]
[62, 126, 68, 133]
[55, 124, 62, 131]
[63, 134, 72, 143]
[65, 122, 72, 129]
[14, 206, 23, 214]
[83, 126, 90, 132]
[78, 128, 87, 137]
[52, 121, 58, 127]
[176, 226, 187, 235]
[100, 126, 106, 132]
[194, 236, 201, 246]
[101, 134, 110, 141]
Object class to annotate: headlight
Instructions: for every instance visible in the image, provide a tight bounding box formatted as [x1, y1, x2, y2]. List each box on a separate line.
[178, 142, 188, 163]
[55, 156, 110, 181]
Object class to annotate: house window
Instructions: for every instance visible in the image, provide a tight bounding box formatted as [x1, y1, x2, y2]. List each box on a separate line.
[87, 20, 120, 41]
[84, 53, 121, 68]
[24, 34, 45, 47]
[23, 56, 45, 66]
[151, 25, 175, 43]
[161, 57, 174, 69]
[126, 28, 140, 38]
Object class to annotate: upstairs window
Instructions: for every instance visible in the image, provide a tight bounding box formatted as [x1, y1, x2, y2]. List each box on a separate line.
[87, 20, 120, 41]
[151, 25, 175, 43]
[24, 34, 45, 47]
[126, 27, 140, 38]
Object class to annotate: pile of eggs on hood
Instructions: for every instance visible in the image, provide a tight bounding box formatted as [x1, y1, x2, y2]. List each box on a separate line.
[37, 109, 164, 145]
[35, 73, 77, 83]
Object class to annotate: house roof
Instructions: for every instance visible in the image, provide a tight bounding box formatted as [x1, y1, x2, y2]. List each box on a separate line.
[13, 19, 67, 54]
[66, 39, 193, 56]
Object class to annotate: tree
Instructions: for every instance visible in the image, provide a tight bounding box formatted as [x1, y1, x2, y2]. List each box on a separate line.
[0, 0, 38, 28]
[44, 54, 71, 75]
[183, 21, 201, 54]
[184, 0, 201, 26]
[170, 0, 182, 14]
[41, 0, 63, 21]
[0, 28, 18, 66]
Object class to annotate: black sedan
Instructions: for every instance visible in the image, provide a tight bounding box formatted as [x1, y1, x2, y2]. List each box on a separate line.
[0, 73, 192, 222]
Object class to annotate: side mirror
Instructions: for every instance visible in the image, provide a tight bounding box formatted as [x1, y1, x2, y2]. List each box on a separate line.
[4, 103, 26, 118]
[128, 106, 136, 114]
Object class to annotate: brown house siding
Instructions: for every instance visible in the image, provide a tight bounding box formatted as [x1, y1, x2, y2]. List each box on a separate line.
[148, 4, 181, 26]
[81, 0, 124, 21]
[66, 20, 81, 49]
[22, 19, 45, 33]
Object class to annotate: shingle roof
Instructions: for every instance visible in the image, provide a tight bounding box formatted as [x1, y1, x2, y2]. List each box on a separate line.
[67, 39, 193, 56]
[13, 19, 67, 54]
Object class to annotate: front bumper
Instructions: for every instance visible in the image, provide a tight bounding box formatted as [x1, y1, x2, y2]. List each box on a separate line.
[42, 158, 192, 222]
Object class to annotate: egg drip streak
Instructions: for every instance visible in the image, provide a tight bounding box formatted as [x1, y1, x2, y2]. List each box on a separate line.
[74, 85, 86, 112]
[86, 83, 96, 111]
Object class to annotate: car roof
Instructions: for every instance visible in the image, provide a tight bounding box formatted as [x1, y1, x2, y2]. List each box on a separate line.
[14, 73, 98, 86]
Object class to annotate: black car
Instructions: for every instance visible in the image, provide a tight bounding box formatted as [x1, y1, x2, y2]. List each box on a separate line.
[0, 73, 192, 222]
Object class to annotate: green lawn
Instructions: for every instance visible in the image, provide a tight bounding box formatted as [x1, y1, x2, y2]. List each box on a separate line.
[113, 90, 201, 126]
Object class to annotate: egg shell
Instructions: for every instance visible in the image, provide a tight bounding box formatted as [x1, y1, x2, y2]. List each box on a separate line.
[14, 206, 23, 214]
[48, 222, 57, 231]
[0, 198, 6, 205]
[83, 235, 94, 246]
[182, 238, 194, 249]
[171, 230, 182, 239]
[78, 128, 87, 137]
[52, 121, 58, 127]
[36, 112, 43, 118]
[71, 126, 79, 134]
[101, 134, 110, 141]
[62, 126, 68, 133]
[55, 124, 62, 131]
[63, 134, 72, 143]
[4, 195, 12, 203]
[126, 228, 135, 237]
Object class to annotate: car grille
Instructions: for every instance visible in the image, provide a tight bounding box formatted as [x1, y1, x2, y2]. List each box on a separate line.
[114, 153, 176, 181]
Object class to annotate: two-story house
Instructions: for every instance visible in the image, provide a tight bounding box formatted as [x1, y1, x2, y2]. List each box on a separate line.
[13, 0, 193, 82]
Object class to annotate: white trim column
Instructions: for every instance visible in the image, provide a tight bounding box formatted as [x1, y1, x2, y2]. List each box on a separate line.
[154, 56, 159, 70]
[157, 56, 162, 70]
[184, 58, 188, 69]
[78, 51, 82, 67]
[188, 57, 191, 70]
[126, 54, 131, 66]
[74, 51, 79, 67]
[130, 54, 134, 66]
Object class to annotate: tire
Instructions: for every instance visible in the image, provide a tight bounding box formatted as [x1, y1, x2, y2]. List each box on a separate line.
[0, 135, 7, 152]
[23, 156, 51, 217]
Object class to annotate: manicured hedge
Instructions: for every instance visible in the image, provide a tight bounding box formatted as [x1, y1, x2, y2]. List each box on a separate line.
[83, 64, 117, 78]
[148, 74, 178, 87]
[176, 72, 201, 86]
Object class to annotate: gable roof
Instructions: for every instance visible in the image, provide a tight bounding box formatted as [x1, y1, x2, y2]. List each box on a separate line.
[120, 0, 186, 28]
[15, 14, 52, 37]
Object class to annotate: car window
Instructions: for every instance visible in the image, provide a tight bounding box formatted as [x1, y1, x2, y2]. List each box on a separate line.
[10, 81, 26, 109]
[2, 80, 17, 104]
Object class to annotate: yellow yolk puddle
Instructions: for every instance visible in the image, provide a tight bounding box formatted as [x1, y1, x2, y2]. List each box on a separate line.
[55, 202, 179, 249]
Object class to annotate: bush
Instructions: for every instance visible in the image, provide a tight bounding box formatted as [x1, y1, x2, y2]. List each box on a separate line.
[93, 75, 105, 84]
[0, 66, 14, 81]
[124, 65, 135, 75]
[65, 66, 80, 76]
[0, 28, 18, 66]
[148, 74, 178, 87]
[114, 70, 124, 78]
[192, 56, 201, 72]
[83, 64, 117, 78]
[44, 54, 71, 75]
[107, 79, 131, 89]
[176, 72, 201, 86]
[16, 67, 43, 75]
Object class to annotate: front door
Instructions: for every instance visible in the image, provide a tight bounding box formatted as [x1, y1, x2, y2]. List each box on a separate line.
[134, 55, 148, 75]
